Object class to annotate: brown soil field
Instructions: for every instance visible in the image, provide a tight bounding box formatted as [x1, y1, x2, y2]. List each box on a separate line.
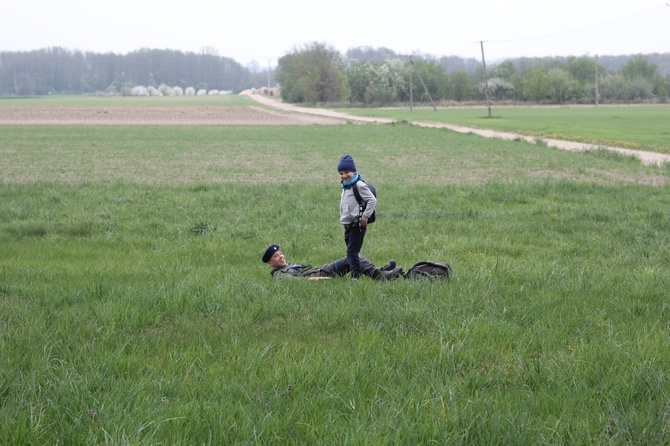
[0, 105, 345, 126]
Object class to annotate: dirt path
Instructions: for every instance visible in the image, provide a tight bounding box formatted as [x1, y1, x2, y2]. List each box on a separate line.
[247, 94, 670, 166]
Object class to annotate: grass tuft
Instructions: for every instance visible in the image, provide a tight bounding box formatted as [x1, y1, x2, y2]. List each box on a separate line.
[584, 147, 642, 164]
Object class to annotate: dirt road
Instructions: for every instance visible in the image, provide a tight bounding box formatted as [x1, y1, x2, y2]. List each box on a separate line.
[247, 94, 670, 166]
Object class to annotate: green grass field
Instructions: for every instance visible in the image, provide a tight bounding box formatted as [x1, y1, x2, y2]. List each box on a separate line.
[339, 105, 670, 155]
[1, 98, 670, 444]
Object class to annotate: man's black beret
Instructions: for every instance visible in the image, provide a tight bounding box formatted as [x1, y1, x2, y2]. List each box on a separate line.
[262, 244, 280, 263]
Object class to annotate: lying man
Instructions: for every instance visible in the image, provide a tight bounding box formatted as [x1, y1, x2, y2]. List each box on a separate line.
[262, 244, 403, 281]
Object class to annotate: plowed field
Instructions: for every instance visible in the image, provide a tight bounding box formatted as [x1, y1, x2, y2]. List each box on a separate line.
[0, 104, 345, 125]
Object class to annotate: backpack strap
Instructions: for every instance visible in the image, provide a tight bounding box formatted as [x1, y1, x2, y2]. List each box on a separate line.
[351, 180, 365, 216]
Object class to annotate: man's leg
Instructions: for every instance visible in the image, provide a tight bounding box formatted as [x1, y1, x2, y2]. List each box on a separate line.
[320, 257, 350, 277]
[358, 255, 384, 280]
[322, 256, 402, 280]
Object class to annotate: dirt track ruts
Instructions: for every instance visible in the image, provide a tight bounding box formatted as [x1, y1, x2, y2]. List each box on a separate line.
[246, 94, 670, 166]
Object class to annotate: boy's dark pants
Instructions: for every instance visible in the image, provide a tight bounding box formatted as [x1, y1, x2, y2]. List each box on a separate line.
[344, 224, 366, 278]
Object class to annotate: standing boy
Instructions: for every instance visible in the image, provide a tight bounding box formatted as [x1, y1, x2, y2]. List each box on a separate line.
[337, 155, 377, 279]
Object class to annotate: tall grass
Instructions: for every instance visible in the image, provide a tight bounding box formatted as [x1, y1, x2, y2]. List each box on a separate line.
[1, 122, 670, 444]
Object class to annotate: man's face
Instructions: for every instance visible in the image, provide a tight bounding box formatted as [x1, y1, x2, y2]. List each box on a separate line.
[339, 171, 355, 182]
[268, 250, 287, 268]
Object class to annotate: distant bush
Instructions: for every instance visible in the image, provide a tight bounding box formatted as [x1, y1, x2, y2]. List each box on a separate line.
[158, 84, 173, 96]
[132, 86, 149, 96]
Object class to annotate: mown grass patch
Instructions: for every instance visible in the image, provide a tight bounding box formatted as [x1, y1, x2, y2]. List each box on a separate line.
[2, 124, 668, 186]
[339, 105, 670, 154]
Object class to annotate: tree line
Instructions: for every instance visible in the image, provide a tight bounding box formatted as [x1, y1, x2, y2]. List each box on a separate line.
[2, 45, 669, 105]
[0, 47, 253, 96]
[278, 43, 670, 105]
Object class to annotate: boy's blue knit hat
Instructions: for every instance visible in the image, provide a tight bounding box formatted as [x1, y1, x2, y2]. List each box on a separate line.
[337, 155, 356, 172]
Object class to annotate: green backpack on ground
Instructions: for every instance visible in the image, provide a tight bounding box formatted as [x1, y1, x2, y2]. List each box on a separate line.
[403, 261, 452, 279]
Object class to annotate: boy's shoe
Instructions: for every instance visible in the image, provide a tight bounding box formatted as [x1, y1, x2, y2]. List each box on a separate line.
[381, 259, 396, 271]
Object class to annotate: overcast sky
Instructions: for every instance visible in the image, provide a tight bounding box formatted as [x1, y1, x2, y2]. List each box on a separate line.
[1, 0, 667, 67]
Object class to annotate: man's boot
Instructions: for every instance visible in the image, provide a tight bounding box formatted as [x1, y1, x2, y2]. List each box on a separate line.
[381, 259, 396, 271]
[382, 267, 403, 280]
[372, 269, 387, 281]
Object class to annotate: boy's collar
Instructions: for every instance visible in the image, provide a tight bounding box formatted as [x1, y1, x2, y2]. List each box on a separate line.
[341, 173, 360, 188]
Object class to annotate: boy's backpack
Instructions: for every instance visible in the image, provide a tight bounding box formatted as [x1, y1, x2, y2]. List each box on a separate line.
[351, 179, 376, 223]
[403, 261, 452, 279]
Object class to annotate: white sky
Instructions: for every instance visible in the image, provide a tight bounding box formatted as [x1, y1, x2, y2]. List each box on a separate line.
[1, 0, 667, 68]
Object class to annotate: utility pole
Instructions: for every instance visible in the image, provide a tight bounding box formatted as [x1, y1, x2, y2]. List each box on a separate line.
[409, 56, 413, 111]
[479, 41, 492, 118]
[409, 57, 437, 111]
[595, 55, 602, 107]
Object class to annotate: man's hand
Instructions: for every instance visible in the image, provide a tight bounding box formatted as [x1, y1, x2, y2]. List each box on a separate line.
[359, 220, 368, 227]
